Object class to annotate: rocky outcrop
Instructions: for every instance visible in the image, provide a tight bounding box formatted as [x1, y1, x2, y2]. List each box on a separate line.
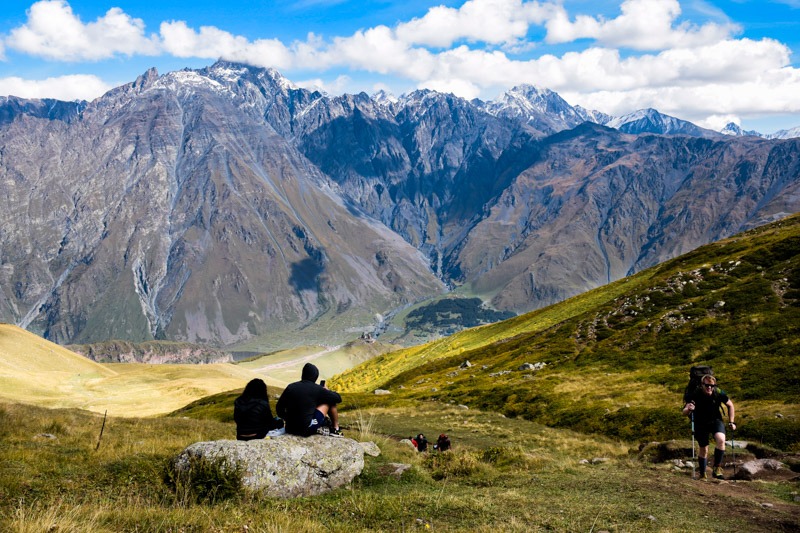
[67, 340, 232, 363]
[733, 459, 798, 481]
[173, 435, 369, 498]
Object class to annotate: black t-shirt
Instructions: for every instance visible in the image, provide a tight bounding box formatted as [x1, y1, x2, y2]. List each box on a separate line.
[276, 380, 342, 435]
[234, 397, 279, 436]
[688, 388, 729, 424]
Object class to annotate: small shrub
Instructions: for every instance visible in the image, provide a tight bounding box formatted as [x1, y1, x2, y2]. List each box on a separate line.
[480, 445, 538, 469]
[165, 455, 244, 505]
[424, 450, 483, 480]
[43, 420, 68, 436]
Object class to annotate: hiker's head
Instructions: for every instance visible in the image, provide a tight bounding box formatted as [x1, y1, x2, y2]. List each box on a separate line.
[701, 375, 717, 395]
[302, 363, 320, 382]
[242, 378, 268, 400]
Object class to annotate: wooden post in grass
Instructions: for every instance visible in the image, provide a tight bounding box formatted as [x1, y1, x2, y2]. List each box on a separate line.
[95, 410, 107, 451]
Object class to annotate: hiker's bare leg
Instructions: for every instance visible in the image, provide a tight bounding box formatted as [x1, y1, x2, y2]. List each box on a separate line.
[713, 432, 726, 451]
[698, 445, 709, 459]
[329, 405, 339, 429]
[316, 404, 339, 428]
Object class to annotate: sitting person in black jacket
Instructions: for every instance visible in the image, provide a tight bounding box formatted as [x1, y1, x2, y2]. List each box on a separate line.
[276, 363, 342, 436]
[234, 378, 282, 441]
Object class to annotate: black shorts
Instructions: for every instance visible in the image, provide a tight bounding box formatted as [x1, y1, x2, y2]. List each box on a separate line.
[695, 419, 725, 447]
[302, 409, 328, 436]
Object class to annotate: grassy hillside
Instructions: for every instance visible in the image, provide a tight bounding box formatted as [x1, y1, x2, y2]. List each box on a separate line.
[0, 324, 260, 416]
[2, 399, 798, 532]
[0, 325, 394, 416]
[333, 214, 800, 449]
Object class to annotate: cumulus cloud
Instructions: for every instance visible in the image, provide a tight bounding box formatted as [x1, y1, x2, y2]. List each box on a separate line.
[0, 74, 111, 101]
[159, 21, 293, 68]
[7, 0, 159, 60]
[395, 0, 553, 48]
[544, 0, 739, 50]
[295, 74, 351, 95]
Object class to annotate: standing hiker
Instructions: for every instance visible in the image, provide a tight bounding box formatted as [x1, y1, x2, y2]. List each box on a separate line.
[234, 378, 282, 441]
[277, 363, 343, 436]
[682, 374, 736, 480]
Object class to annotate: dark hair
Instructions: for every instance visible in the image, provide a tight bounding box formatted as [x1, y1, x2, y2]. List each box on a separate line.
[241, 378, 268, 400]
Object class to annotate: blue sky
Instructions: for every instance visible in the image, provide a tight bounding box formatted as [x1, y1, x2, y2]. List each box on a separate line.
[1, 0, 799, 133]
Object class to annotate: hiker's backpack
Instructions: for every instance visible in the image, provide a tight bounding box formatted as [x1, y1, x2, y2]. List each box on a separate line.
[683, 365, 714, 403]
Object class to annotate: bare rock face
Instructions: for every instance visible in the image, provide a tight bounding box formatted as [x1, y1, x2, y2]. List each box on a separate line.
[173, 436, 366, 498]
[0, 62, 443, 347]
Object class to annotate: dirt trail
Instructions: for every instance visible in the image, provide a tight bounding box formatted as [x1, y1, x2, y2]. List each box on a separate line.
[249, 345, 341, 373]
[661, 464, 800, 532]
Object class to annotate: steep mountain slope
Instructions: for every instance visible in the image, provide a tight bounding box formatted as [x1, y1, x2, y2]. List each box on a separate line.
[334, 214, 800, 446]
[276, 87, 538, 276]
[0, 64, 443, 347]
[1, 61, 799, 348]
[0, 95, 84, 126]
[453, 124, 800, 311]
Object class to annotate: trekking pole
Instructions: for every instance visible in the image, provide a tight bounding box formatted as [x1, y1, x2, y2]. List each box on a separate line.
[690, 412, 696, 480]
[730, 424, 737, 477]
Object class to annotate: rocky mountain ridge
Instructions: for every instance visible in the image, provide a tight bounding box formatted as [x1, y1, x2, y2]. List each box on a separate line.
[1, 61, 799, 348]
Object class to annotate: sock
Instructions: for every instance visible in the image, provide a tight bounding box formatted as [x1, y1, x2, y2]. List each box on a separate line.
[699, 458, 707, 474]
[714, 448, 724, 467]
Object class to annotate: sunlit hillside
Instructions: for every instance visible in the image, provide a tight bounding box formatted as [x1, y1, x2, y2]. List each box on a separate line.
[0, 324, 396, 417]
[333, 214, 800, 449]
[0, 324, 258, 416]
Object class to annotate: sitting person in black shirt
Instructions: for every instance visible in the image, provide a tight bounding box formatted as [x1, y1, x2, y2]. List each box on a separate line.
[277, 363, 342, 436]
[234, 378, 282, 441]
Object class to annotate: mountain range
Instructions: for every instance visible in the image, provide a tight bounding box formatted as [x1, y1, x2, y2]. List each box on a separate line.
[1, 61, 799, 349]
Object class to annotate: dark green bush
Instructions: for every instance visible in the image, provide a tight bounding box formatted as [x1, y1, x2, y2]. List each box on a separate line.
[737, 418, 800, 452]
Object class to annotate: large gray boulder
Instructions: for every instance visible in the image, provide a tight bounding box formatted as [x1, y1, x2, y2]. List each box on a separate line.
[173, 435, 367, 498]
[733, 459, 786, 481]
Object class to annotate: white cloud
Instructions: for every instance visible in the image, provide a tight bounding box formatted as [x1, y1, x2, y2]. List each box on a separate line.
[7, 0, 159, 60]
[0, 74, 110, 101]
[295, 74, 352, 95]
[545, 0, 739, 50]
[560, 68, 800, 125]
[698, 114, 742, 131]
[159, 21, 293, 68]
[395, 0, 553, 48]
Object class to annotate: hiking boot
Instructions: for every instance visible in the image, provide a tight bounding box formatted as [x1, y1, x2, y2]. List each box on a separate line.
[698, 470, 708, 481]
[713, 466, 724, 480]
[315, 426, 330, 436]
[330, 427, 343, 437]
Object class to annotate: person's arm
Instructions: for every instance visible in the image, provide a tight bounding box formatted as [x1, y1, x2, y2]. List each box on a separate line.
[725, 399, 736, 430]
[276, 393, 286, 419]
[321, 387, 342, 405]
[682, 401, 695, 416]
